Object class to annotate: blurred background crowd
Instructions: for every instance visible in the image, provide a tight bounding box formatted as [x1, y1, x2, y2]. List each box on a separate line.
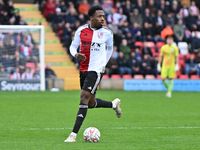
[37, 0, 200, 78]
[1, 0, 200, 79]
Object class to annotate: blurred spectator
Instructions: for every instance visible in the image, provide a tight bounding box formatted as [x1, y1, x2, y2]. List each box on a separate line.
[164, 12, 175, 27]
[173, 19, 185, 42]
[0, 66, 9, 78]
[52, 8, 63, 31]
[155, 9, 164, 29]
[129, 8, 143, 27]
[184, 27, 192, 43]
[136, 0, 144, 14]
[126, 32, 135, 49]
[107, 8, 121, 25]
[161, 24, 174, 40]
[190, 0, 199, 16]
[191, 31, 200, 52]
[134, 47, 142, 62]
[0, 40, 6, 56]
[101, 0, 112, 15]
[61, 22, 72, 45]
[196, 51, 200, 64]
[2, 53, 15, 74]
[148, 0, 157, 14]
[12, 67, 20, 79]
[158, 0, 168, 15]
[185, 54, 199, 76]
[5, 0, 14, 18]
[196, 14, 200, 31]
[114, 1, 127, 22]
[13, 51, 26, 72]
[152, 21, 163, 42]
[179, 5, 189, 18]
[106, 53, 119, 77]
[14, 9, 21, 25]
[3, 32, 14, 47]
[0, 0, 4, 12]
[127, 51, 141, 76]
[78, 0, 90, 15]
[21, 68, 33, 79]
[119, 39, 131, 59]
[117, 52, 132, 77]
[7, 39, 16, 56]
[19, 16, 27, 25]
[186, 10, 198, 31]
[20, 40, 33, 57]
[34, 67, 40, 79]
[1, 10, 10, 25]
[107, 22, 118, 34]
[45, 64, 57, 78]
[43, 0, 56, 21]
[143, 8, 153, 27]
[91, 0, 101, 6]
[130, 22, 142, 41]
[112, 46, 119, 59]
[171, 0, 180, 14]
[141, 54, 156, 77]
[175, 11, 184, 23]
[58, 0, 67, 13]
[142, 41, 152, 57]
[122, 0, 134, 21]
[65, 8, 77, 26]
[142, 22, 153, 41]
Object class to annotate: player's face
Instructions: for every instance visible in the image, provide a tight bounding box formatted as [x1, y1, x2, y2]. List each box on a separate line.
[167, 37, 173, 45]
[91, 10, 105, 28]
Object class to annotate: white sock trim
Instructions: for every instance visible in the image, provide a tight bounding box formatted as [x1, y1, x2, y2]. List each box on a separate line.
[112, 102, 116, 109]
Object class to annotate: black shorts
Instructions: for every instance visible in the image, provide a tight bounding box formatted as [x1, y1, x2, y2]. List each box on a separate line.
[80, 71, 103, 95]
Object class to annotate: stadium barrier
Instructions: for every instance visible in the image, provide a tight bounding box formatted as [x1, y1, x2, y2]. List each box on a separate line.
[0, 78, 65, 91]
[100, 79, 200, 92]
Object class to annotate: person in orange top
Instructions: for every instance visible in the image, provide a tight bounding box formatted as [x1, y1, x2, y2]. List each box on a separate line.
[78, 0, 90, 14]
[161, 24, 174, 40]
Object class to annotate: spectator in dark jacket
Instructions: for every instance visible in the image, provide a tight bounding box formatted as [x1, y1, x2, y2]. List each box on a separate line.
[191, 31, 200, 52]
[52, 8, 63, 31]
[65, 8, 77, 26]
[185, 54, 199, 76]
[2, 53, 15, 74]
[106, 53, 119, 77]
[1, 10, 10, 25]
[142, 22, 153, 41]
[117, 52, 132, 77]
[186, 10, 198, 31]
[142, 41, 152, 57]
[152, 21, 163, 42]
[45, 64, 57, 78]
[141, 54, 156, 76]
[127, 51, 141, 76]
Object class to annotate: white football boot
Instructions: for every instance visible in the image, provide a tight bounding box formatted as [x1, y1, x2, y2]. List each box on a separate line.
[112, 98, 122, 118]
[166, 92, 172, 98]
[64, 134, 76, 142]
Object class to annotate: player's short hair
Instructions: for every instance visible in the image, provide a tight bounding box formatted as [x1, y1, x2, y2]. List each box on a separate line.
[166, 35, 174, 40]
[88, 5, 104, 17]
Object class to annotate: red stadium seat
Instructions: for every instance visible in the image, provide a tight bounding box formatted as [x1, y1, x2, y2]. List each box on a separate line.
[179, 75, 189, 79]
[102, 75, 109, 79]
[134, 41, 143, 49]
[26, 63, 35, 70]
[146, 42, 155, 49]
[134, 75, 144, 79]
[190, 75, 200, 79]
[122, 74, 132, 79]
[156, 42, 165, 49]
[179, 53, 185, 60]
[157, 75, 161, 79]
[145, 75, 155, 79]
[111, 74, 121, 79]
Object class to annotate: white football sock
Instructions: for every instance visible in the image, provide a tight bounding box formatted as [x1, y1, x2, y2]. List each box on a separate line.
[112, 102, 116, 109]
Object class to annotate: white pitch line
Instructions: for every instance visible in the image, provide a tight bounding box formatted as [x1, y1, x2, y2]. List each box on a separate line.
[19, 127, 200, 131]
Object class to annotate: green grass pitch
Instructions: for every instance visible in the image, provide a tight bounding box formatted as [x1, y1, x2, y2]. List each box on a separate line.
[0, 90, 200, 150]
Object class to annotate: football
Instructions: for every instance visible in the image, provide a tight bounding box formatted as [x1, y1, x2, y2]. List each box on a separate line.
[83, 127, 100, 142]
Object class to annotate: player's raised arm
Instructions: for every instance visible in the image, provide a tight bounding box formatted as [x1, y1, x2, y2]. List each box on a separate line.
[70, 29, 86, 62]
[105, 32, 113, 64]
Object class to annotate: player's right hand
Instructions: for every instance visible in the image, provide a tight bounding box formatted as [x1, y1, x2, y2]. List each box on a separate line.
[75, 53, 86, 62]
[157, 64, 161, 72]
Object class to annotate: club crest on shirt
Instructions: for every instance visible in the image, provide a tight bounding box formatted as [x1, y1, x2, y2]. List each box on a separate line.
[98, 32, 103, 38]
[171, 48, 174, 52]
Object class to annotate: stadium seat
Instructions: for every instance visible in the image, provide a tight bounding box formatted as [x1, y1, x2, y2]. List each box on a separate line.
[156, 75, 161, 79]
[146, 42, 155, 49]
[102, 75, 109, 79]
[134, 41, 143, 49]
[145, 75, 155, 79]
[192, 31, 200, 38]
[134, 75, 144, 79]
[156, 42, 165, 50]
[111, 74, 121, 79]
[172, 42, 177, 46]
[186, 53, 195, 60]
[178, 42, 188, 55]
[179, 75, 189, 79]
[190, 75, 200, 79]
[122, 74, 132, 79]
[26, 63, 35, 70]
[178, 53, 185, 60]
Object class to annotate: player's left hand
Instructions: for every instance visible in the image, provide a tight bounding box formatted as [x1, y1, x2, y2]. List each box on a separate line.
[175, 63, 179, 71]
